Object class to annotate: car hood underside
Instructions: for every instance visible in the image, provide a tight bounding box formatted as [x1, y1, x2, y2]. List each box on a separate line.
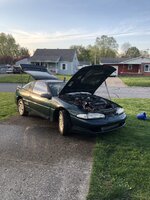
[59, 65, 115, 95]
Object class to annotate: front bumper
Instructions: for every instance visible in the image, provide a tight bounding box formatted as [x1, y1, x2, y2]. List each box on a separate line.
[70, 113, 126, 134]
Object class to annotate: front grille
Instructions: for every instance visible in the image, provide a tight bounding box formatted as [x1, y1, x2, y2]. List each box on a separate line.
[102, 108, 116, 115]
[89, 122, 125, 133]
[101, 122, 125, 132]
[101, 124, 119, 131]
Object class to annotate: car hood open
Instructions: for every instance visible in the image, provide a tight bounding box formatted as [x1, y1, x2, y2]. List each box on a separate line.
[59, 65, 116, 95]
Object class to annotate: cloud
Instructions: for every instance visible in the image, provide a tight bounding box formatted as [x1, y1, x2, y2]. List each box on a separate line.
[6, 27, 150, 53]
[9, 29, 95, 46]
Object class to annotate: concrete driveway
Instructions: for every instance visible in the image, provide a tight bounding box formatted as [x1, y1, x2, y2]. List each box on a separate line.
[0, 115, 95, 200]
[96, 77, 150, 98]
[106, 77, 126, 87]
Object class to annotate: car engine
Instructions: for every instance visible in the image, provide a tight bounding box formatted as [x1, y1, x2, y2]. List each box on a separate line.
[60, 93, 117, 113]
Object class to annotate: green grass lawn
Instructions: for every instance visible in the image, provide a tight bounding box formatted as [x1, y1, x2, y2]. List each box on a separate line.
[120, 76, 150, 87]
[0, 74, 71, 83]
[0, 92, 17, 120]
[0, 74, 31, 83]
[1, 74, 150, 87]
[87, 98, 150, 200]
[56, 74, 71, 81]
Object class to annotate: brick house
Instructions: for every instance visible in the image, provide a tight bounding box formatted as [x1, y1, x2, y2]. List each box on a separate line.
[100, 57, 150, 76]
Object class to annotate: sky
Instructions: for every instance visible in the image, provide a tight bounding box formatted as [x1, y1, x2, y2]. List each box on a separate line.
[0, 0, 150, 54]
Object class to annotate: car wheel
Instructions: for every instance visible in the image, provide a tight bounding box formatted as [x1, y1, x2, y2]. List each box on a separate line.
[18, 99, 28, 116]
[58, 110, 71, 136]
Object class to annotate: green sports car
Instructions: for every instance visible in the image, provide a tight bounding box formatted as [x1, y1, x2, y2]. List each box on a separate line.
[15, 65, 126, 136]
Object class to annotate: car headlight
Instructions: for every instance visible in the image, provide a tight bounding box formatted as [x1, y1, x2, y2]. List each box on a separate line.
[77, 113, 105, 119]
[116, 107, 124, 115]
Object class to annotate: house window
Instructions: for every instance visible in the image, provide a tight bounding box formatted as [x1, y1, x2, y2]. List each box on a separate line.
[144, 64, 150, 72]
[128, 64, 132, 70]
[61, 63, 67, 70]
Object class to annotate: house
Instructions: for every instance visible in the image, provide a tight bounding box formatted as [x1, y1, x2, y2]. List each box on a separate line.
[77, 61, 91, 70]
[30, 49, 79, 75]
[100, 57, 150, 76]
[15, 58, 31, 66]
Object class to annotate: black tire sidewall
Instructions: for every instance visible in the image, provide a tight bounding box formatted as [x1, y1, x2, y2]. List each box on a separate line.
[59, 110, 70, 136]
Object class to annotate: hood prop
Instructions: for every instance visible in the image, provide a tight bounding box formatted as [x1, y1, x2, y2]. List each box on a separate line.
[104, 81, 111, 100]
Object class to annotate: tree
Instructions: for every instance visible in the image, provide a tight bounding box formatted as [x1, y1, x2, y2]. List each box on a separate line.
[0, 33, 18, 58]
[70, 45, 90, 61]
[126, 47, 141, 58]
[95, 35, 118, 58]
[140, 49, 149, 57]
[121, 42, 131, 55]
[71, 35, 119, 64]
[86, 35, 118, 64]
[0, 32, 30, 64]
[87, 45, 99, 64]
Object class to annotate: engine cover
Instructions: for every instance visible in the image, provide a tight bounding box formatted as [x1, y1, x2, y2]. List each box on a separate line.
[60, 93, 116, 113]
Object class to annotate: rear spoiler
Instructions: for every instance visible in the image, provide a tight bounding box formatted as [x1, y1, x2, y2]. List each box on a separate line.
[20, 64, 47, 72]
[19, 64, 59, 81]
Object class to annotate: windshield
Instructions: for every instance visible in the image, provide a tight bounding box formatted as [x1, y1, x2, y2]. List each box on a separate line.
[48, 82, 65, 96]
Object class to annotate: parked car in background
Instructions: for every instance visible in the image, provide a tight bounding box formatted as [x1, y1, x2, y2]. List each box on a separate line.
[13, 66, 22, 74]
[6, 66, 14, 74]
[15, 65, 126, 136]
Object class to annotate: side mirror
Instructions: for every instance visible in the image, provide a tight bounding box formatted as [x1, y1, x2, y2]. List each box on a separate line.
[40, 93, 52, 99]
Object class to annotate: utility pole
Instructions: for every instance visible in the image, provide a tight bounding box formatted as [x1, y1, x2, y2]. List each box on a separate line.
[94, 53, 97, 65]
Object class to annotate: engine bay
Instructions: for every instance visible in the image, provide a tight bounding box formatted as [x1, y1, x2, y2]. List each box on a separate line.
[60, 93, 117, 113]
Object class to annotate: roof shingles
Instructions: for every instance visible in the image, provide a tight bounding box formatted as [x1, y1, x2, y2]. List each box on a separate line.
[30, 49, 76, 62]
[100, 57, 150, 65]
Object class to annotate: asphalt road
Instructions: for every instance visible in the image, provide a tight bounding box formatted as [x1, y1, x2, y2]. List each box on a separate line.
[0, 115, 95, 200]
[0, 83, 22, 92]
[1, 83, 150, 98]
[96, 85, 150, 98]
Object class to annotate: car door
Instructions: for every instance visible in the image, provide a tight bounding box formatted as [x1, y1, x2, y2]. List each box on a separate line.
[29, 81, 51, 118]
[19, 82, 35, 108]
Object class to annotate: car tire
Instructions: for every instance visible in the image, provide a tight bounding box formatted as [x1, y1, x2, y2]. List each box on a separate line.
[18, 99, 28, 116]
[58, 110, 71, 136]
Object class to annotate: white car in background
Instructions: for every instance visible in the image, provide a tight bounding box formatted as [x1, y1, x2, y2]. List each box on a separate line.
[110, 66, 118, 76]
[6, 67, 14, 74]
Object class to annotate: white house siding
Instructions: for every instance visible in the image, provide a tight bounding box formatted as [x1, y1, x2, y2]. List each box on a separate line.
[72, 53, 79, 74]
[58, 61, 73, 75]
[57, 54, 79, 75]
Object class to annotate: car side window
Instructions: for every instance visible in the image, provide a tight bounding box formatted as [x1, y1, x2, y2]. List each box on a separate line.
[32, 81, 48, 95]
[23, 81, 34, 90]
